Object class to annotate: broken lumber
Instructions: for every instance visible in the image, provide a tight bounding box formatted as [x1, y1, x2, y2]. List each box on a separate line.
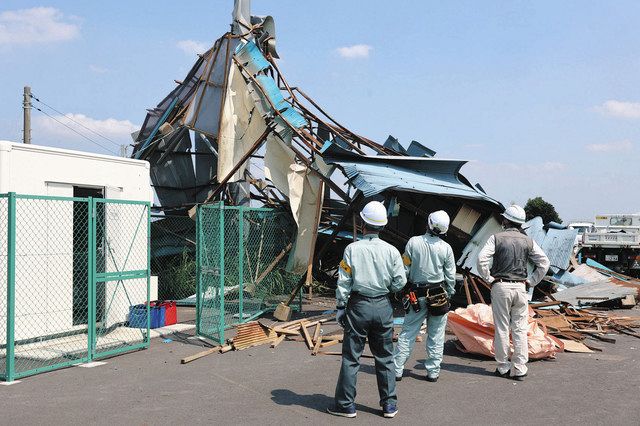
[181, 346, 222, 364]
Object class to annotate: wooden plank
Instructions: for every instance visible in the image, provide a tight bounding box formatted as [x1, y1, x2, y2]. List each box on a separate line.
[315, 351, 374, 359]
[271, 334, 286, 348]
[312, 335, 324, 355]
[319, 339, 341, 349]
[274, 327, 301, 336]
[219, 344, 233, 353]
[274, 313, 334, 330]
[300, 321, 314, 349]
[180, 346, 222, 364]
[312, 323, 321, 343]
[463, 276, 473, 306]
[469, 276, 486, 304]
[558, 339, 594, 353]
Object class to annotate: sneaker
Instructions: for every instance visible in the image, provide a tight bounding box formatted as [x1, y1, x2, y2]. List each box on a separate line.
[382, 403, 398, 418]
[425, 375, 438, 382]
[494, 369, 509, 378]
[327, 405, 356, 418]
[512, 374, 527, 382]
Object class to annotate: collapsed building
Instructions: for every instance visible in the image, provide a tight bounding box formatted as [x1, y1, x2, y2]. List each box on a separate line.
[127, 0, 640, 354]
[132, 0, 503, 301]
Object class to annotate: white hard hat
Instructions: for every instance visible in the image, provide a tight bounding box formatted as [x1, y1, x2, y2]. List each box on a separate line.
[360, 201, 388, 227]
[428, 210, 450, 235]
[502, 204, 526, 225]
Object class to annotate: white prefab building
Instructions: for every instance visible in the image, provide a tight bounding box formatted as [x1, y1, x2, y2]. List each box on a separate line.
[0, 141, 151, 200]
[0, 141, 153, 343]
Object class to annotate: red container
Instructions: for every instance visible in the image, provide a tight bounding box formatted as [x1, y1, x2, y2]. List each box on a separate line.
[150, 301, 177, 326]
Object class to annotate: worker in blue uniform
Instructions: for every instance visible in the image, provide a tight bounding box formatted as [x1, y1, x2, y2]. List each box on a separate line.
[393, 210, 456, 382]
[327, 201, 407, 419]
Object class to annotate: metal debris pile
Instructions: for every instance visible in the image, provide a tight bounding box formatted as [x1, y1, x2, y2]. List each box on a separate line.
[133, 0, 503, 296]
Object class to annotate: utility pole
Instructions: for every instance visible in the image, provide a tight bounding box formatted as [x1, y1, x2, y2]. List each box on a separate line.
[23, 86, 31, 144]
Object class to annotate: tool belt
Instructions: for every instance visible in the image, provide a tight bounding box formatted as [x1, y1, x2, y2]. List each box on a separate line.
[402, 282, 450, 316]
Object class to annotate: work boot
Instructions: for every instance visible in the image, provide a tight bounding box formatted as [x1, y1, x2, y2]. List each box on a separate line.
[327, 405, 357, 418]
[425, 374, 438, 382]
[494, 369, 509, 378]
[395, 375, 402, 382]
[382, 403, 398, 418]
[512, 374, 527, 382]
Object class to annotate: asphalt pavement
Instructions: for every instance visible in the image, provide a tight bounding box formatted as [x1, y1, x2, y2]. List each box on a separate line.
[1, 307, 639, 425]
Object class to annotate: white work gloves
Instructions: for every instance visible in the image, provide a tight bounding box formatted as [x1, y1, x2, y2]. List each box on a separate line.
[336, 308, 347, 328]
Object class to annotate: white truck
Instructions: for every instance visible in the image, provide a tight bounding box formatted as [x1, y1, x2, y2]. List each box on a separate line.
[579, 214, 640, 276]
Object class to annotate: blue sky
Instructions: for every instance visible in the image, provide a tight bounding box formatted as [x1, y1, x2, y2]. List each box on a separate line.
[1, 1, 639, 221]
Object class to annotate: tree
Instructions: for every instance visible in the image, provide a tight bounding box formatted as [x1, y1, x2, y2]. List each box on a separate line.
[524, 197, 562, 224]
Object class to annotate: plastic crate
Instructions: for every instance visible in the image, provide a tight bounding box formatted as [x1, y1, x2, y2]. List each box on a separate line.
[151, 301, 177, 326]
[128, 304, 165, 329]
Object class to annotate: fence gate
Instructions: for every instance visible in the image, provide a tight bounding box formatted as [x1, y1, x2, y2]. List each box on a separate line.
[1, 193, 150, 382]
[196, 203, 301, 343]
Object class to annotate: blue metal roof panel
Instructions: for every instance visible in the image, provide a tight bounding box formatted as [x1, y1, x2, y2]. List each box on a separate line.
[235, 41, 270, 75]
[322, 141, 502, 207]
[254, 75, 306, 129]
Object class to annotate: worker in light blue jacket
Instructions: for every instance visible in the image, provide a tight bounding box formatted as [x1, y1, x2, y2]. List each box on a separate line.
[328, 201, 407, 419]
[393, 210, 456, 382]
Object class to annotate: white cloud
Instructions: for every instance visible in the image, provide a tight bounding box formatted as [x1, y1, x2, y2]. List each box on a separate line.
[597, 100, 640, 119]
[586, 139, 634, 153]
[0, 7, 80, 46]
[89, 64, 108, 74]
[335, 44, 372, 59]
[176, 39, 208, 55]
[34, 113, 138, 145]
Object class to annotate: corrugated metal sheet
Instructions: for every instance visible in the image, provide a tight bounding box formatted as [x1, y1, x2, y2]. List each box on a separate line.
[254, 75, 306, 129]
[235, 41, 270, 75]
[541, 228, 578, 270]
[321, 142, 502, 207]
[554, 280, 636, 306]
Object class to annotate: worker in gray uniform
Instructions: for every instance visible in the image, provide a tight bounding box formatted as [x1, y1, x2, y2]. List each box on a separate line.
[477, 205, 550, 381]
[393, 210, 456, 382]
[327, 201, 407, 419]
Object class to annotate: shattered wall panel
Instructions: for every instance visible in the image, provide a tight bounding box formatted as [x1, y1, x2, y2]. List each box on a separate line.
[185, 37, 241, 137]
[541, 228, 579, 271]
[457, 216, 503, 276]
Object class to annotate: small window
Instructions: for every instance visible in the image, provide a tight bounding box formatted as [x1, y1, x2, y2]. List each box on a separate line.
[610, 217, 632, 226]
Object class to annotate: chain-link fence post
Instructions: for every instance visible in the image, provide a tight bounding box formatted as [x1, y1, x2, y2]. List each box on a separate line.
[218, 203, 225, 340]
[195, 205, 201, 337]
[146, 204, 151, 344]
[6, 192, 16, 382]
[87, 196, 95, 362]
[238, 206, 244, 322]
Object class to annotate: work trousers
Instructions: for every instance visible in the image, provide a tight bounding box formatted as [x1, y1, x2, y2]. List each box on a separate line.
[393, 297, 448, 378]
[491, 282, 529, 376]
[335, 294, 396, 409]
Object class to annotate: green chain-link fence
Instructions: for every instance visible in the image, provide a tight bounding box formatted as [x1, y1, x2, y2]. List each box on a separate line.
[150, 215, 196, 302]
[0, 193, 150, 382]
[196, 203, 302, 343]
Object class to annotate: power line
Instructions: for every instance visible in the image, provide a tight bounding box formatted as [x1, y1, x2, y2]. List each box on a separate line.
[32, 106, 118, 155]
[29, 93, 122, 147]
